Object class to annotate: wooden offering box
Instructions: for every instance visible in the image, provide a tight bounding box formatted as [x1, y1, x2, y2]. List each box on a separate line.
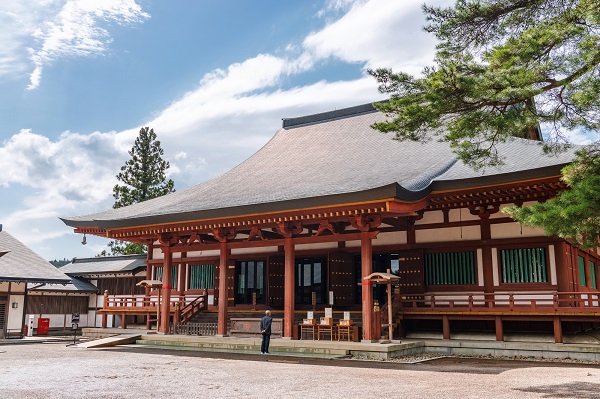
[339, 319, 353, 326]
[303, 318, 316, 325]
[320, 317, 332, 326]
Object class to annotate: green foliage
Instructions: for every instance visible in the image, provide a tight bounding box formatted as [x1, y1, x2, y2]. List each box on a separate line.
[370, 0, 600, 168]
[101, 127, 175, 256]
[505, 144, 600, 248]
[50, 258, 70, 267]
[113, 127, 175, 208]
[370, 0, 600, 246]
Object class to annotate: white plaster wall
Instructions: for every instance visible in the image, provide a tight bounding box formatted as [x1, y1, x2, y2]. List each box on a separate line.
[493, 292, 555, 306]
[448, 208, 480, 222]
[417, 210, 444, 224]
[231, 246, 279, 255]
[477, 249, 484, 286]
[490, 221, 545, 239]
[295, 242, 338, 251]
[373, 231, 407, 247]
[548, 245, 557, 285]
[345, 240, 361, 248]
[423, 293, 486, 306]
[0, 282, 26, 293]
[416, 225, 480, 243]
[192, 250, 219, 258]
[7, 294, 25, 332]
[153, 246, 163, 260]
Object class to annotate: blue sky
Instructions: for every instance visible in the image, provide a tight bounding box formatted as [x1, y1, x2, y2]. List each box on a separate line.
[2, 0, 591, 261]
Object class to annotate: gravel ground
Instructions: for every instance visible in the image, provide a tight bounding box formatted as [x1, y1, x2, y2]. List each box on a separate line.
[352, 352, 600, 365]
[1, 342, 600, 399]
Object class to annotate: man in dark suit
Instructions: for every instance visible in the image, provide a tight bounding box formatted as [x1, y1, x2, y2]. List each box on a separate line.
[260, 310, 273, 354]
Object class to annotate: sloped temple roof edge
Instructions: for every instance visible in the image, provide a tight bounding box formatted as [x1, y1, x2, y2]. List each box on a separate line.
[60, 102, 577, 232]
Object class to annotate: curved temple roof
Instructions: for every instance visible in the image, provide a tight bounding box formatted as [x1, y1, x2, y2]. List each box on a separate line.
[0, 231, 71, 284]
[61, 103, 577, 230]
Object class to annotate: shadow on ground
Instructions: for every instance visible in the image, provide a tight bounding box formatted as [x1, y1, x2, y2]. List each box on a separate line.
[516, 382, 600, 399]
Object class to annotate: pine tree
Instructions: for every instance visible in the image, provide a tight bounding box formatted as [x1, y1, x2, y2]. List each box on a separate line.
[369, 0, 600, 245]
[104, 127, 175, 255]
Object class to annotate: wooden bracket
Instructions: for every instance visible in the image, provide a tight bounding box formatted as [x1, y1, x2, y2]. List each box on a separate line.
[351, 215, 381, 232]
[158, 232, 179, 246]
[245, 226, 266, 241]
[313, 220, 347, 236]
[213, 227, 237, 243]
[276, 221, 303, 238]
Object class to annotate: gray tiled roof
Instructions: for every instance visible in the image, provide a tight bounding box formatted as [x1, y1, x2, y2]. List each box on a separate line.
[59, 254, 146, 275]
[61, 104, 578, 229]
[0, 231, 71, 284]
[29, 276, 99, 293]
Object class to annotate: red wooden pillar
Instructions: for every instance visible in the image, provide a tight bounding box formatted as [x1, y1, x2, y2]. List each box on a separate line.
[217, 241, 229, 336]
[145, 242, 153, 329]
[160, 245, 173, 333]
[284, 236, 295, 338]
[553, 317, 563, 343]
[495, 316, 503, 341]
[361, 230, 374, 341]
[101, 290, 108, 328]
[442, 315, 450, 340]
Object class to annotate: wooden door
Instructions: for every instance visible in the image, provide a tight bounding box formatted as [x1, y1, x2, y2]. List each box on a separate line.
[268, 256, 285, 307]
[398, 249, 425, 296]
[227, 259, 236, 307]
[0, 297, 6, 339]
[329, 252, 355, 306]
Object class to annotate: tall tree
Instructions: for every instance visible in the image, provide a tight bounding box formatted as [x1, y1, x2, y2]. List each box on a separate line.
[370, 0, 600, 246]
[102, 127, 175, 255]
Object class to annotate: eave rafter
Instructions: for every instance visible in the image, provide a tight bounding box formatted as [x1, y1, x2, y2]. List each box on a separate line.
[427, 178, 567, 210]
[71, 177, 568, 244]
[95, 201, 393, 241]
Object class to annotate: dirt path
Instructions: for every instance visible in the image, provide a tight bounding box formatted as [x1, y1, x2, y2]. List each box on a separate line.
[1, 343, 599, 399]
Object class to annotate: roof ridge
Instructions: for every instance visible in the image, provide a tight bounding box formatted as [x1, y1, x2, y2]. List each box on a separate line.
[282, 101, 384, 128]
[72, 254, 146, 263]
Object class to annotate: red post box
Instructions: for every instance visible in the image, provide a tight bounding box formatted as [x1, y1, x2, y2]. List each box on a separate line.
[37, 318, 50, 335]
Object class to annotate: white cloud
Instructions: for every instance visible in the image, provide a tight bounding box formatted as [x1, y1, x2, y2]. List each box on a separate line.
[306, 0, 446, 74]
[0, 0, 148, 89]
[0, 0, 442, 259]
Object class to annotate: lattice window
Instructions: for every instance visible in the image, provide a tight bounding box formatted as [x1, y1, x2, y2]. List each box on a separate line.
[590, 260, 597, 289]
[501, 248, 547, 284]
[189, 264, 215, 290]
[155, 266, 178, 289]
[577, 256, 586, 286]
[425, 251, 475, 285]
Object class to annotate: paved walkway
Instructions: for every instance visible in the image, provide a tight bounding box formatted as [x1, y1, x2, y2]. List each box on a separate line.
[1, 341, 599, 399]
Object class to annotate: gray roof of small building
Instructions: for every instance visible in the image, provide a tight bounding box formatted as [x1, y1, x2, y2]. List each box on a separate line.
[29, 276, 99, 293]
[0, 231, 71, 284]
[61, 103, 578, 230]
[59, 254, 146, 275]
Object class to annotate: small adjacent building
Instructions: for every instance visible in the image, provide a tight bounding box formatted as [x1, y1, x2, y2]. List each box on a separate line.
[0, 227, 70, 338]
[61, 103, 600, 342]
[29, 254, 147, 329]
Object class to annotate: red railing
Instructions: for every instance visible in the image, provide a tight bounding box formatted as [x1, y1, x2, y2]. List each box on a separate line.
[398, 291, 600, 313]
[102, 293, 207, 316]
[176, 294, 208, 324]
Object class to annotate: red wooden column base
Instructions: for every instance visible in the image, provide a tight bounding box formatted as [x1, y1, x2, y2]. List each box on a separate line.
[495, 317, 503, 341]
[217, 241, 229, 336]
[283, 236, 295, 339]
[553, 317, 563, 343]
[442, 315, 450, 340]
[160, 245, 173, 334]
[361, 231, 374, 341]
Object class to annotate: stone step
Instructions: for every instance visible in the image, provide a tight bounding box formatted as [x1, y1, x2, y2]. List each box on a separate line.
[135, 336, 350, 358]
[75, 333, 142, 348]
